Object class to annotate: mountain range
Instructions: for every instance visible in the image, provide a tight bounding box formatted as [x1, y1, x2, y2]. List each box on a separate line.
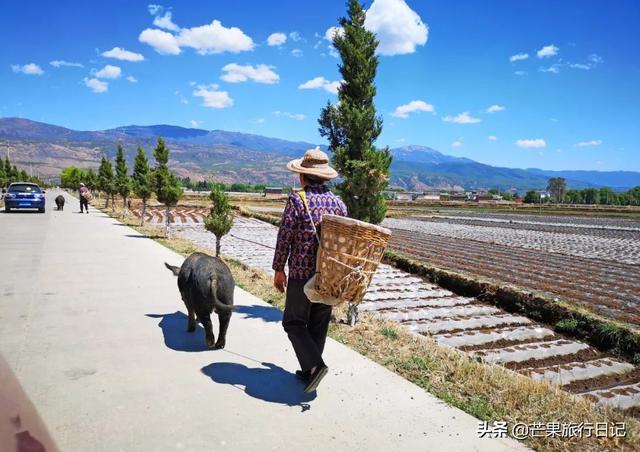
[1, 117, 639, 191]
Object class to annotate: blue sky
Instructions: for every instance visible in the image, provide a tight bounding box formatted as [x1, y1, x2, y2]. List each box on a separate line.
[1, 0, 639, 171]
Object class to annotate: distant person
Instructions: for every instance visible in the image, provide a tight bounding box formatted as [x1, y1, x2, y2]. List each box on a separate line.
[78, 183, 90, 214]
[272, 147, 347, 393]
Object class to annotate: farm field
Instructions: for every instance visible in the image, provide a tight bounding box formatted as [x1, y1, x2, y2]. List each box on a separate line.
[383, 213, 640, 326]
[130, 202, 640, 326]
[164, 216, 640, 415]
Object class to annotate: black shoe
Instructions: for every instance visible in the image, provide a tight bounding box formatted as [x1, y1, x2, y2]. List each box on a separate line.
[304, 365, 328, 393]
[296, 370, 310, 381]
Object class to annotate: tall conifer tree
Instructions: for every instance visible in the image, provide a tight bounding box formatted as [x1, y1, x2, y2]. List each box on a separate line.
[319, 0, 392, 224]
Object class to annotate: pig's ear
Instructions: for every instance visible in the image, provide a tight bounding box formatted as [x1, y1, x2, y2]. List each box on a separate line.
[164, 263, 181, 276]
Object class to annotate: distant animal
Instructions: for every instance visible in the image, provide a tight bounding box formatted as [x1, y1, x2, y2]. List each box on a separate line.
[165, 252, 235, 350]
[55, 195, 65, 211]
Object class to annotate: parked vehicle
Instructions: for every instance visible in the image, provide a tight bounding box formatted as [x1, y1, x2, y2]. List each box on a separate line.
[3, 182, 46, 213]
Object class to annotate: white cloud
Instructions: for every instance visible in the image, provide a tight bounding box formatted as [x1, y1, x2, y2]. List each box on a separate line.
[442, 112, 481, 124]
[147, 4, 163, 15]
[588, 53, 603, 65]
[324, 26, 344, 42]
[488, 135, 497, 141]
[102, 47, 145, 62]
[154, 11, 180, 32]
[190, 119, 203, 128]
[11, 63, 44, 75]
[93, 64, 122, 79]
[391, 100, 435, 118]
[289, 31, 302, 42]
[267, 32, 287, 46]
[291, 48, 303, 57]
[139, 28, 181, 55]
[451, 140, 463, 148]
[364, 0, 428, 56]
[272, 110, 305, 121]
[537, 44, 559, 58]
[539, 64, 560, 74]
[516, 138, 546, 148]
[298, 76, 342, 94]
[510, 53, 528, 62]
[193, 84, 233, 108]
[486, 104, 505, 113]
[50, 60, 84, 68]
[255, 118, 265, 124]
[177, 20, 254, 55]
[220, 63, 279, 84]
[126, 76, 138, 83]
[514, 70, 526, 76]
[84, 77, 108, 93]
[568, 53, 603, 71]
[574, 140, 602, 147]
[569, 63, 590, 70]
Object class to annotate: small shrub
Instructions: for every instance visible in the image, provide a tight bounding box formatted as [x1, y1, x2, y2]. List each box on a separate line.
[380, 326, 399, 340]
[555, 318, 579, 334]
[596, 322, 623, 346]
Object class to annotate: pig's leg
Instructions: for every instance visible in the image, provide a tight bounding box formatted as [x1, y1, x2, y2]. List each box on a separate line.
[201, 315, 215, 349]
[187, 308, 196, 332]
[180, 292, 196, 332]
[214, 312, 231, 350]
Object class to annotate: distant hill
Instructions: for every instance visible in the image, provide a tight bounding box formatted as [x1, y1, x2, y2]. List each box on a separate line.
[1, 117, 638, 191]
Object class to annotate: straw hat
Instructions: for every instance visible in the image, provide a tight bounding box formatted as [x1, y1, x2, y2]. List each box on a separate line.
[287, 146, 338, 180]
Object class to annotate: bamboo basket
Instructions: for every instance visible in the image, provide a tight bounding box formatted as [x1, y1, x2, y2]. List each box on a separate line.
[304, 214, 391, 306]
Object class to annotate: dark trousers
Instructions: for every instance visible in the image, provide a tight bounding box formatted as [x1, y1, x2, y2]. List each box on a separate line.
[283, 279, 332, 372]
[80, 198, 88, 212]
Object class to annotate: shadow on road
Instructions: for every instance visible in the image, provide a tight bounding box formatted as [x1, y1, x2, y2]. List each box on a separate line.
[146, 311, 208, 352]
[234, 304, 282, 323]
[0, 210, 41, 214]
[201, 361, 315, 411]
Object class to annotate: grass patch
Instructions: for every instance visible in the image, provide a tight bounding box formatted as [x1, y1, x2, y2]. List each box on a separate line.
[380, 325, 399, 340]
[555, 319, 580, 334]
[98, 204, 640, 451]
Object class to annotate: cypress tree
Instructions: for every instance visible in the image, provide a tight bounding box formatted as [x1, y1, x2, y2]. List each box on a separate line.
[204, 184, 234, 257]
[152, 137, 183, 236]
[97, 156, 115, 208]
[319, 0, 392, 224]
[132, 146, 153, 226]
[114, 144, 131, 213]
[86, 168, 98, 191]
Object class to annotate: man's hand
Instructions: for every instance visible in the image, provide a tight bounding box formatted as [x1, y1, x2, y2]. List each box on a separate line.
[274, 271, 287, 293]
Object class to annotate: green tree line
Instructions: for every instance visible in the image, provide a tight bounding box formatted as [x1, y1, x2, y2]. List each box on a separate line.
[180, 178, 271, 193]
[60, 138, 184, 233]
[523, 183, 640, 206]
[60, 137, 234, 247]
[0, 156, 48, 188]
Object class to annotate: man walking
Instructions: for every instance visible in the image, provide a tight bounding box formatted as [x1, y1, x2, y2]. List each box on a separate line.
[79, 183, 90, 213]
[272, 147, 347, 393]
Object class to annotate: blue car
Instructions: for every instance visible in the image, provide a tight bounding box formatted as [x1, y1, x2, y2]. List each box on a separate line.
[3, 182, 46, 213]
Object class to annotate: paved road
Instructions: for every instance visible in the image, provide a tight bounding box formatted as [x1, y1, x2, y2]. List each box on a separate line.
[0, 191, 526, 451]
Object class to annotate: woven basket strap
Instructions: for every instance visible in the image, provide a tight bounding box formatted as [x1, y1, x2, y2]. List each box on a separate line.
[297, 190, 320, 244]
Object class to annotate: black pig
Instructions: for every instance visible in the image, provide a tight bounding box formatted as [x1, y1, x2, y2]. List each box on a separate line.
[165, 252, 235, 350]
[55, 195, 65, 210]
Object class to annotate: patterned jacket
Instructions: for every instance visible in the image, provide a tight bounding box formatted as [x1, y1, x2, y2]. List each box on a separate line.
[272, 182, 347, 281]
